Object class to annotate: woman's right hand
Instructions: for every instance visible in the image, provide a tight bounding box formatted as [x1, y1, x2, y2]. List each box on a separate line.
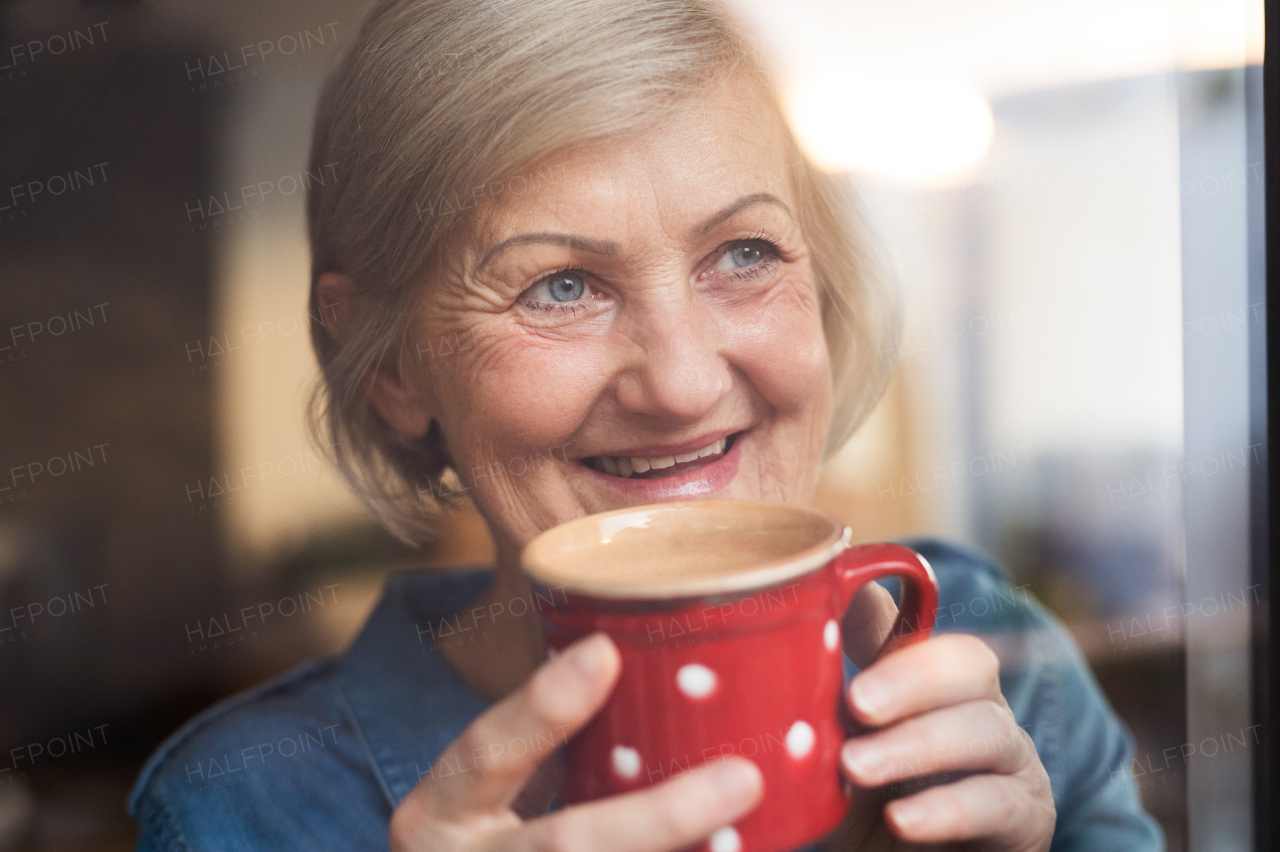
[389, 632, 764, 852]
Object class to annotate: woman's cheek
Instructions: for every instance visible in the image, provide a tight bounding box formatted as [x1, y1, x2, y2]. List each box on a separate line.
[725, 275, 830, 415]
[449, 331, 606, 463]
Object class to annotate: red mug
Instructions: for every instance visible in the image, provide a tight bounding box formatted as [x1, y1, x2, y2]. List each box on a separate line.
[521, 500, 938, 852]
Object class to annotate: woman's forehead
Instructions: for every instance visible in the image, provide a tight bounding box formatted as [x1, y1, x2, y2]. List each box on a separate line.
[467, 82, 800, 252]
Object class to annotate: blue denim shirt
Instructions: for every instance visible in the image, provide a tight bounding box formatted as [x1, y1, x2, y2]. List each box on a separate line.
[128, 539, 1164, 851]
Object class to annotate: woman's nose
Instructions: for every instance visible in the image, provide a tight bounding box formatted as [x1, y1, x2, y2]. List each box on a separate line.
[613, 297, 732, 423]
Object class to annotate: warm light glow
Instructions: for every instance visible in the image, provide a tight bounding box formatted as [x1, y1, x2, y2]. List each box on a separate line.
[1177, 0, 1265, 69]
[787, 69, 994, 186]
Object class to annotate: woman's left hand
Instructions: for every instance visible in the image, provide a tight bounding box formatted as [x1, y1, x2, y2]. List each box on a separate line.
[826, 590, 1056, 851]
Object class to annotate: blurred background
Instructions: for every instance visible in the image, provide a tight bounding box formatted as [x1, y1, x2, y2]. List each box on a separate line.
[0, 0, 1266, 849]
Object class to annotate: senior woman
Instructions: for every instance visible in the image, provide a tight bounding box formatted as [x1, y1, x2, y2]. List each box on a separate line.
[129, 0, 1163, 850]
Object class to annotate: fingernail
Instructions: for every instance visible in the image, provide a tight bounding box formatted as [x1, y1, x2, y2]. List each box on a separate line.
[889, 800, 928, 831]
[842, 742, 886, 782]
[710, 760, 761, 803]
[851, 675, 891, 717]
[565, 633, 611, 677]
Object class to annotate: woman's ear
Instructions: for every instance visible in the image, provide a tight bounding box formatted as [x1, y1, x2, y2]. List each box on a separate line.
[315, 271, 355, 341]
[315, 271, 433, 440]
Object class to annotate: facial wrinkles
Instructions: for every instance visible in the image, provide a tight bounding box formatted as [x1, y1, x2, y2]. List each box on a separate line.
[448, 224, 807, 429]
[394, 79, 838, 557]
[724, 259, 825, 390]
[473, 454, 574, 551]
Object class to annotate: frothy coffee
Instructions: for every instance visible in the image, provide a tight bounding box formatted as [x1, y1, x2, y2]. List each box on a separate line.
[522, 501, 844, 599]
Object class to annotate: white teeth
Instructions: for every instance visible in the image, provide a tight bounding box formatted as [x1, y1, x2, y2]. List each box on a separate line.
[593, 436, 731, 477]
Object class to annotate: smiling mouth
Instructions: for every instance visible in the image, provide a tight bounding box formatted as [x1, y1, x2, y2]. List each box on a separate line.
[585, 433, 741, 479]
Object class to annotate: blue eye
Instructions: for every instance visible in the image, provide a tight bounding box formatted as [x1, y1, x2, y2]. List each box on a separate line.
[523, 271, 587, 303]
[714, 241, 768, 272]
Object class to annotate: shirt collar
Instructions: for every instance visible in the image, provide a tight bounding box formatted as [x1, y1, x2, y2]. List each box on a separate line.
[331, 566, 495, 806]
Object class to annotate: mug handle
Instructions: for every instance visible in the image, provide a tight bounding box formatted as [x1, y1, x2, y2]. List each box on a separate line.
[833, 539, 939, 658]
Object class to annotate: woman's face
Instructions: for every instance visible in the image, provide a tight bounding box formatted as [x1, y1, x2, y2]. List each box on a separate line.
[401, 76, 834, 558]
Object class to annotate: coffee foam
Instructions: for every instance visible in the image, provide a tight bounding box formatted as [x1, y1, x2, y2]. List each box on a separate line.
[522, 502, 841, 598]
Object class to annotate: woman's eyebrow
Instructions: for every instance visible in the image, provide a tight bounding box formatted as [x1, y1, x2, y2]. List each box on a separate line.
[694, 192, 792, 236]
[476, 234, 620, 271]
[475, 193, 791, 272]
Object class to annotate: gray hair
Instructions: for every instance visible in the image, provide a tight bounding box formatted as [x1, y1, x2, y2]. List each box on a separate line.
[306, 0, 901, 544]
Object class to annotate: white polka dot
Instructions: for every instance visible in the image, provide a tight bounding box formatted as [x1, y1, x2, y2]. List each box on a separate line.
[709, 826, 741, 852]
[677, 663, 717, 698]
[611, 745, 640, 779]
[786, 720, 815, 759]
[823, 619, 839, 651]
